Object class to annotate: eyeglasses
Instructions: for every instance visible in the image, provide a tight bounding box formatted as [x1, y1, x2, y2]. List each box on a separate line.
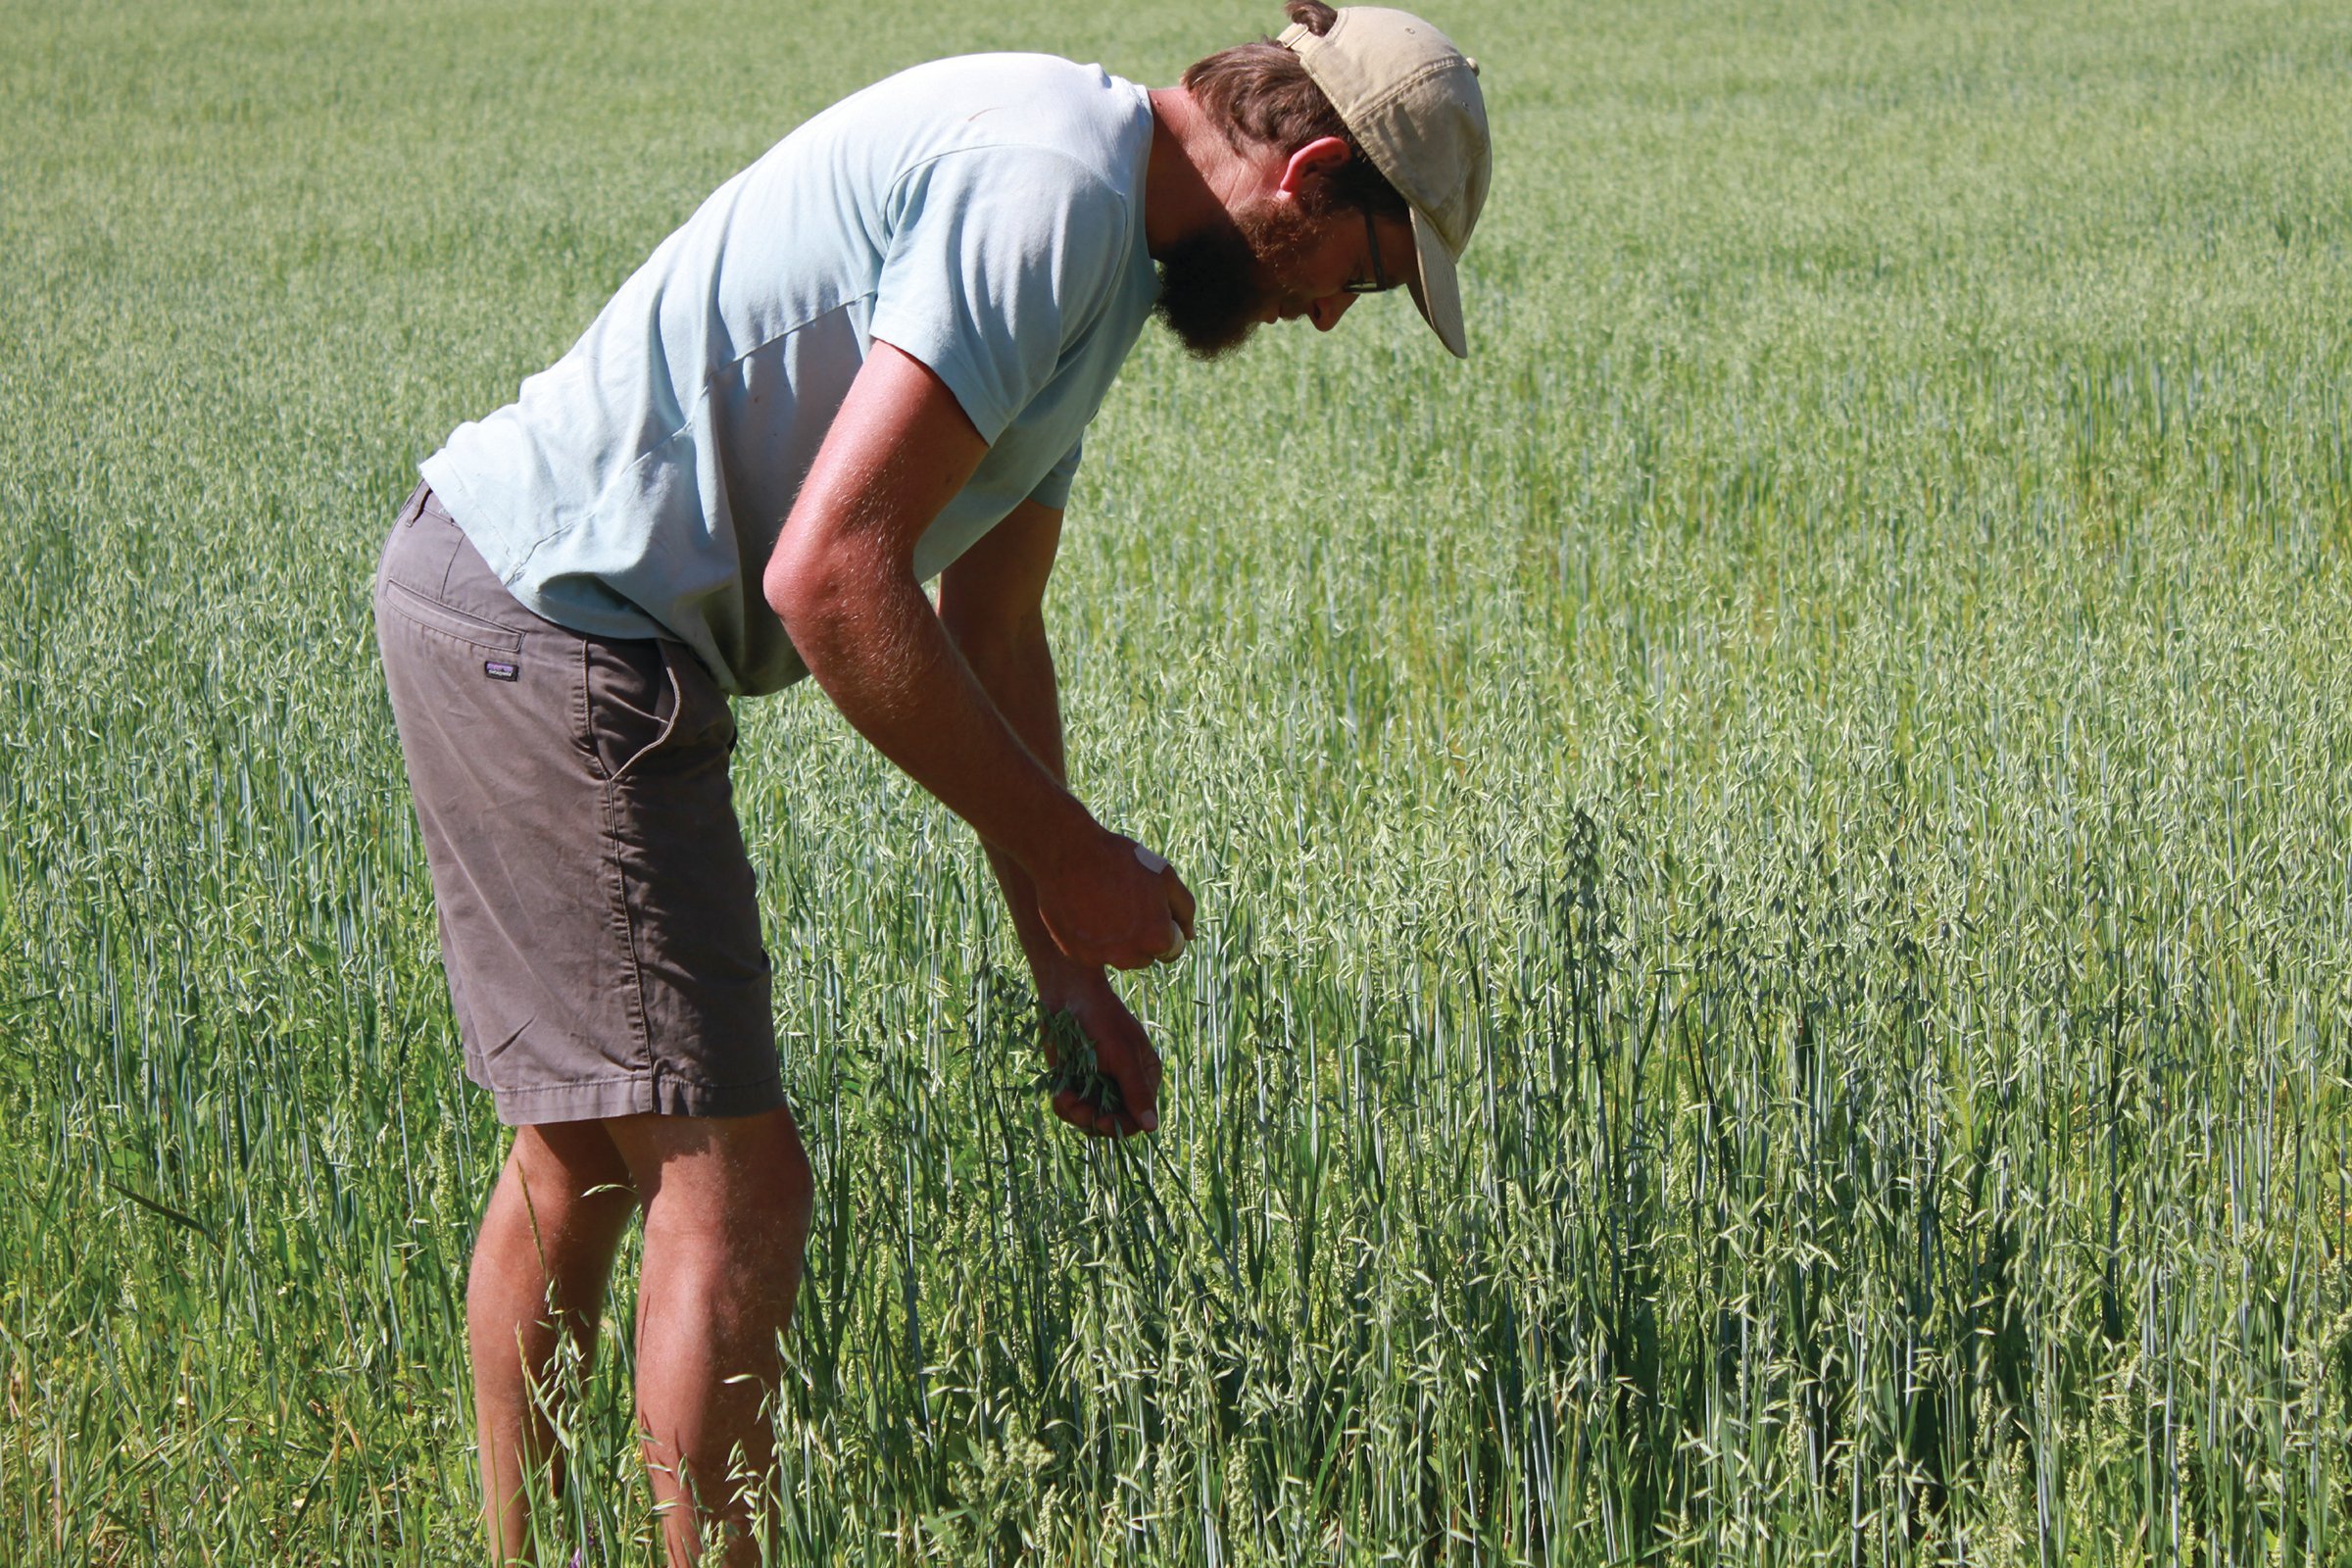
[1342, 206, 1395, 295]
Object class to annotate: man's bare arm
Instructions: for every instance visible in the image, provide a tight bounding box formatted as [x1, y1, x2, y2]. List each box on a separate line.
[935, 497, 1080, 981]
[762, 342, 1190, 974]
[939, 497, 1164, 1135]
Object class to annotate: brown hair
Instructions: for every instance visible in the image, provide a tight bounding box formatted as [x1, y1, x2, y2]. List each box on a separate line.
[1182, 1, 1408, 217]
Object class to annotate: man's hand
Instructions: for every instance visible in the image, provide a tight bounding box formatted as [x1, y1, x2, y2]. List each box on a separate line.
[1032, 832, 1197, 972]
[1037, 975, 1163, 1137]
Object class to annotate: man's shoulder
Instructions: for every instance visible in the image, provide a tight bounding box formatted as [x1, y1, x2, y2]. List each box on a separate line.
[873, 52, 1137, 115]
[845, 53, 1151, 187]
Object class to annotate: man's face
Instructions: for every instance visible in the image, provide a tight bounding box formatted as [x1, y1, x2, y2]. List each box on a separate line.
[1152, 189, 1411, 362]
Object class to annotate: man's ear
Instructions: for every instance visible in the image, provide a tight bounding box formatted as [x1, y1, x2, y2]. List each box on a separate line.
[1275, 135, 1352, 199]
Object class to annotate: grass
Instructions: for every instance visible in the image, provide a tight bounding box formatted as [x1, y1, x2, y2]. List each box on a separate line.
[3, 0, 2351, 1561]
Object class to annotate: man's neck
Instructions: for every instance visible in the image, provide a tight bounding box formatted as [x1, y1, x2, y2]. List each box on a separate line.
[1144, 87, 1262, 259]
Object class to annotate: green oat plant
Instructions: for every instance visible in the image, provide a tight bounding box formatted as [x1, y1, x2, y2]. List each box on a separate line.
[5, 0, 2352, 1561]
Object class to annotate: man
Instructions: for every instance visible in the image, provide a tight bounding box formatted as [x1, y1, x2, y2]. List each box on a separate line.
[376, 4, 1488, 1561]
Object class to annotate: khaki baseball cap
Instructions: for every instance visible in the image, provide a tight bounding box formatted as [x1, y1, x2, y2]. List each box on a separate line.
[1277, 6, 1490, 358]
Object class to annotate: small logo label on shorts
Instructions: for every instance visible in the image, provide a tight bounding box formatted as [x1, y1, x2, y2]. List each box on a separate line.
[484, 660, 518, 681]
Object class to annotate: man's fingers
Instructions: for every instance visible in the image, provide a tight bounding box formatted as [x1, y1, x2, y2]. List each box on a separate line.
[1052, 1091, 1140, 1139]
[1110, 1065, 1158, 1132]
[1128, 1057, 1162, 1126]
[1167, 873, 1196, 943]
[1146, 859, 1194, 961]
[1131, 840, 1196, 946]
[1059, 1068, 1154, 1137]
[1051, 1088, 1098, 1133]
[1101, 1030, 1161, 1134]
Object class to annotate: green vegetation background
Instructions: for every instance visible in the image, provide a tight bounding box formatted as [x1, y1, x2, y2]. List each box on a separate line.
[3, 0, 2349, 1561]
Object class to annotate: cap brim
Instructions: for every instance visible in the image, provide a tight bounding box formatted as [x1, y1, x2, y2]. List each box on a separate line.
[1405, 207, 1469, 360]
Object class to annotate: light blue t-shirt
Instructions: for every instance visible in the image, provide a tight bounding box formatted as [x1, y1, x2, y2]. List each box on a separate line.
[420, 54, 1160, 696]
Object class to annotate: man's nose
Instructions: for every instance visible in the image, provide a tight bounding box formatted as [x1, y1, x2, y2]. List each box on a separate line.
[1306, 292, 1358, 332]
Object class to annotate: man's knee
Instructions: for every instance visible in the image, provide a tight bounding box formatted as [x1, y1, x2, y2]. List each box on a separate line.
[468, 1120, 637, 1323]
[483, 1121, 637, 1241]
[720, 1106, 814, 1262]
[767, 1110, 814, 1228]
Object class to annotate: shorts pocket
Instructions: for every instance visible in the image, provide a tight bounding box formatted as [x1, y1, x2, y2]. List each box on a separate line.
[591, 639, 736, 786]
[380, 576, 526, 655]
[586, 637, 680, 782]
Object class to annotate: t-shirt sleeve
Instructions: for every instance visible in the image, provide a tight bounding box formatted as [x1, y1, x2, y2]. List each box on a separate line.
[1028, 436, 1084, 510]
[867, 146, 1125, 446]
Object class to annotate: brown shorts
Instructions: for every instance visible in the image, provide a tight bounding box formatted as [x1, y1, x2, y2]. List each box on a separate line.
[375, 482, 784, 1125]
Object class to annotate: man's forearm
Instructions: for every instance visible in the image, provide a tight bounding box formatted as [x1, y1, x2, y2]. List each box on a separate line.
[952, 612, 1102, 996]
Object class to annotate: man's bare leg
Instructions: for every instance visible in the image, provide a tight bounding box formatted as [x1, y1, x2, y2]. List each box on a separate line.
[467, 1121, 639, 1566]
[607, 1105, 813, 1568]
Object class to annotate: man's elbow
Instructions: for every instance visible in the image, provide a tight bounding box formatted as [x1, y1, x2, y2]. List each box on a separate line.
[761, 552, 808, 630]
[764, 536, 922, 673]
[762, 539, 838, 641]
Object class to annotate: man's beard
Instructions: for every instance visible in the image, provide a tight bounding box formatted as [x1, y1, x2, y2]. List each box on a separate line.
[1152, 196, 1324, 362]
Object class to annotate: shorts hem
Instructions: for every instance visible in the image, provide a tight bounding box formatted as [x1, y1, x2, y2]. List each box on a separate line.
[476, 1069, 787, 1126]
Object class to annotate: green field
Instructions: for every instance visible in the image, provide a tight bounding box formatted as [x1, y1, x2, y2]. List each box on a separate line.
[5, 0, 2352, 1561]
